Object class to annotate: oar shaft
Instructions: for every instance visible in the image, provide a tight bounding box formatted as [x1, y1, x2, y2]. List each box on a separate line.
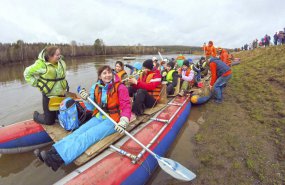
[87, 97, 158, 158]
[158, 51, 163, 61]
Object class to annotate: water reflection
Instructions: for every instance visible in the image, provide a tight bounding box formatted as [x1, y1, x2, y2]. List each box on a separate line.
[0, 54, 201, 185]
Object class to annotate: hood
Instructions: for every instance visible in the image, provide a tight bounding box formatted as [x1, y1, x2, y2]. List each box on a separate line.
[38, 48, 47, 61]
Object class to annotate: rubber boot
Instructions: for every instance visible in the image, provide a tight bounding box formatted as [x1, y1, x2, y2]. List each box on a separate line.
[34, 149, 44, 162]
[33, 111, 47, 125]
[40, 147, 64, 171]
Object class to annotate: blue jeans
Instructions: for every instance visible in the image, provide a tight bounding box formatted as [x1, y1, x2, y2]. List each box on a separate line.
[213, 74, 232, 101]
[53, 116, 116, 165]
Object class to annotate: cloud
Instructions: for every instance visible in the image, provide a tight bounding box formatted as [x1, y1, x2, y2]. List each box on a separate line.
[1, 0, 285, 48]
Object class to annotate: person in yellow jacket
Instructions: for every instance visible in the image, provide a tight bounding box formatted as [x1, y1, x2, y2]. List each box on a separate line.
[24, 46, 68, 125]
[163, 61, 179, 95]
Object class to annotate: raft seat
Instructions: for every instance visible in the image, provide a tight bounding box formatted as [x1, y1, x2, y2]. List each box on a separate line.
[41, 103, 166, 166]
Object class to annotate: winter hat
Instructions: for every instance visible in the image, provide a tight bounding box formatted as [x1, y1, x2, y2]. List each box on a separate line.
[183, 60, 190, 67]
[152, 56, 158, 61]
[167, 61, 175, 69]
[143, 59, 154, 70]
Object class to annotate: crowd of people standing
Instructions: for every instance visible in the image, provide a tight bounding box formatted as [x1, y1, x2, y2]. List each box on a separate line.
[238, 27, 285, 51]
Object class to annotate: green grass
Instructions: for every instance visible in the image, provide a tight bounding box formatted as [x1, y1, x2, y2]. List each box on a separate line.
[192, 45, 285, 185]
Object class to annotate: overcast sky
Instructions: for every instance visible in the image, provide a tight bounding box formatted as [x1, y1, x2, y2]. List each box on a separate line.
[1, 0, 284, 48]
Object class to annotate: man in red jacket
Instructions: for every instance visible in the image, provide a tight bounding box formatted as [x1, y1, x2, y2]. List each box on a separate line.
[208, 57, 232, 103]
[128, 59, 162, 116]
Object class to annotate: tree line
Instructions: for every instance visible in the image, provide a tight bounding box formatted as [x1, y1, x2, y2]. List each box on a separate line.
[0, 39, 201, 65]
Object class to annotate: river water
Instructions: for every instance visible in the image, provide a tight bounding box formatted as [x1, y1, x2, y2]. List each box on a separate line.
[0, 54, 205, 185]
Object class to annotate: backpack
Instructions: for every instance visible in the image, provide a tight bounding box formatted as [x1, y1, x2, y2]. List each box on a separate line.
[58, 97, 88, 131]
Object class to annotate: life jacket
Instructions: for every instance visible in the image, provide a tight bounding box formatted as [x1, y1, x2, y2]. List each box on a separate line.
[166, 69, 176, 83]
[203, 45, 217, 57]
[140, 72, 162, 100]
[37, 60, 68, 95]
[116, 70, 127, 81]
[220, 49, 231, 67]
[184, 68, 195, 85]
[210, 59, 231, 77]
[93, 82, 121, 122]
[176, 55, 186, 60]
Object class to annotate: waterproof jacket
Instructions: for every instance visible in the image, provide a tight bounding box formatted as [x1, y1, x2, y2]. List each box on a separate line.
[220, 49, 231, 66]
[181, 68, 195, 82]
[203, 44, 217, 57]
[85, 75, 131, 122]
[166, 69, 179, 87]
[23, 49, 68, 97]
[116, 70, 127, 81]
[209, 58, 232, 86]
[132, 70, 162, 100]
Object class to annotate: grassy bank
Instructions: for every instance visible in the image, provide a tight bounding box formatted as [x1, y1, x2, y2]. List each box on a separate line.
[192, 45, 285, 185]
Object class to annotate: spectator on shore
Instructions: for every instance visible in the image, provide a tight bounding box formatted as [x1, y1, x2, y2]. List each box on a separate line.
[274, 32, 278, 45]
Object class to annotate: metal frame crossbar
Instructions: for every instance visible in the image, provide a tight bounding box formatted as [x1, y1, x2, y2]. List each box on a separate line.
[132, 97, 189, 163]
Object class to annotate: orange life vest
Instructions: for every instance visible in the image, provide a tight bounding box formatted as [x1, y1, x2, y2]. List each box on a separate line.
[176, 55, 186, 60]
[93, 82, 121, 122]
[184, 68, 195, 86]
[117, 70, 127, 81]
[140, 72, 162, 100]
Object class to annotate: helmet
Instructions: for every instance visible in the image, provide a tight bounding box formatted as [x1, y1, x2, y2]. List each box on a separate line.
[133, 62, 142, 70]
[217, 47, 222, 51]
[188, 58, 193, 63]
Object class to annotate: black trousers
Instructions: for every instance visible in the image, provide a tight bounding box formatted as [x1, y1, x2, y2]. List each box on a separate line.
[128, 87, 156, 116]
[42, 94, 58, 124]
[167, 84, 175, 95]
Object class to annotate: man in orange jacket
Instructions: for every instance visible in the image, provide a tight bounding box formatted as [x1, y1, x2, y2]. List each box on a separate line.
[208, 57, 232, 104]
[217, 47, 231, 67]
[203, 41, 217, 59]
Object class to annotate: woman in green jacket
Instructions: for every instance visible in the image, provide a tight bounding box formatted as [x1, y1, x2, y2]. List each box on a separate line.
[24, 46, 68, 125]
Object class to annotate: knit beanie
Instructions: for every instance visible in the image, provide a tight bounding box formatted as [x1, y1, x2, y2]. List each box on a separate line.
[183, 60, 190, 67]
[143, 59, 154, 70]
[167, 61, 175, 69]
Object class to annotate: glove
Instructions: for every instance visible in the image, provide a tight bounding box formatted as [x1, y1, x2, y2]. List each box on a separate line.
[162, 71, 167, 77]
[114, 117, 129, 134]
[79, 88, 89, 100]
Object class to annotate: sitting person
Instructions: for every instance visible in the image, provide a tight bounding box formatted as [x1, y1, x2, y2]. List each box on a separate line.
[152, 57, 160, 70]
[128, 59, 162, 116]
[34, 65, 131, 171]
[164, 61, 179, 95]
[178, 60, 195, 96]
[160, 58, 168, 71]
[114, 61, 128, 81]
[125, 62, 142, 79]
[198, 57, 209, 78]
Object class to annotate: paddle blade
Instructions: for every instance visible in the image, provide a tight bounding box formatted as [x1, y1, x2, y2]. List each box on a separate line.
[157, 156, 196, 181]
